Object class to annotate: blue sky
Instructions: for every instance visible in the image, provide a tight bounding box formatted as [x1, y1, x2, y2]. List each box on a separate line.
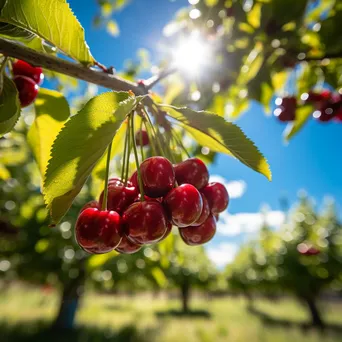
[67, 0, 342, 266]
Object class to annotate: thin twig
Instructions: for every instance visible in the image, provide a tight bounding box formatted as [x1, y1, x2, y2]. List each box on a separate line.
[144, 67, 177, 91]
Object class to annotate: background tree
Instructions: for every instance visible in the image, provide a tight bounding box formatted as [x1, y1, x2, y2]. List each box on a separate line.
[227, 197, 342, 328]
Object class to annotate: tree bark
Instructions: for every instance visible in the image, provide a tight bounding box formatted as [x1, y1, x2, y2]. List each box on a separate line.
[52, 262, 86, 330]
[303, 296, 324, 328]
[180, 278, 190, 313]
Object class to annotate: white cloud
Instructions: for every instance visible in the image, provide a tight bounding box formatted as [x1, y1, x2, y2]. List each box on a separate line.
[206, 243, 239, 268]
[209, 175, 247, 199]
[216, 210, 286, 236]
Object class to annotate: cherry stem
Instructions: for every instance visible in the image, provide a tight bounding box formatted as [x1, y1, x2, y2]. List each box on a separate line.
[172, 129, 190, 158]
[102, 141, 112, 211]
[139, 119, 145, 161]
[130, 113, 145, 201]
[144, 120, 157, 156]
[142, 106, 167, 157]
[121, 120, 129, 182]
[124, 117, 131, 185]
[0, 56, 8, 95]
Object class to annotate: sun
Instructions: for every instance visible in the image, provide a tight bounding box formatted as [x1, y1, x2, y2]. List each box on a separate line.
[172, 32, 212, 76]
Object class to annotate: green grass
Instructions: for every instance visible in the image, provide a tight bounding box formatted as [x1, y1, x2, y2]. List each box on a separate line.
[1, 285, 342, 342]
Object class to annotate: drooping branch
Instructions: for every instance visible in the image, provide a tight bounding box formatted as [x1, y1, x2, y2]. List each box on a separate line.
[0, 38, 146, 95]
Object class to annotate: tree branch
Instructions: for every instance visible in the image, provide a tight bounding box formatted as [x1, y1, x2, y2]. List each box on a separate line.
[0, 38, 147, 96]
[144, 67, 177, 91]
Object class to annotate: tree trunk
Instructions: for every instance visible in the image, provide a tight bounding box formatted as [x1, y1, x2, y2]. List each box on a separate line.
[303, 296, 324, 328]
[52, 262, 86, 330]
[180, 278, 190, 313]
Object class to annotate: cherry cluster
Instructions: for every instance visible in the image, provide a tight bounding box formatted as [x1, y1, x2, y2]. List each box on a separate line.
[11, 60, 44, 107]
[274, 91, 342, 123]
[75, 156, 229, 255]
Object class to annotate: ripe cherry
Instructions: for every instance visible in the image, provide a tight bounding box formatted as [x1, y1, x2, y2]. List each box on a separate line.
[13, 76, 39, 107]
[80, 200, 100, 213]
[179, 215, 216, 246]
[123, 200, 169, 244]
[12, 60, 44, 85]
[174, 158, 209, 190]
[306, 247, 321, 256]
[274, 96, 296, 122]
[305, 90, 331, 105]
[191, 193, 210, 226]
[160, 221, 173, 241]
[99, 178, 137, 214]
[129, 171, 138, 189]
[75, 208, 122, 254]
[115, 234, 142, 254]
[201, 182, 229, 214]
[140, 157, 175, 197]
[164, 184, 203, 227]
[135, 130, 149, 146]
[334, 109, 342, 122]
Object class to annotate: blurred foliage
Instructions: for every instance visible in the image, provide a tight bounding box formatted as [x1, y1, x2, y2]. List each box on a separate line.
[93, 0, 131, 37]
[160, 0, 342, 139]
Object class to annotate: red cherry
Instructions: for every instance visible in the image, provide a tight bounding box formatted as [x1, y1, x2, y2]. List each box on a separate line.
[164, 184, 203, 227]
[99, 178, 137, 214]
[75, 208, 122, 254]
[134, 194, 160, 202]
[334, 109, 342, 122]
[274, 97, 296, 122]
[129, 171, 138, 189]
[191, 193, 210, 226]
[160, 221, 173, 241]
[13, 76, 39, 107]
[123, 200, 168, 244]
[201, 182, 229, 214]
[305, 90, 331, 105]
[115, 234, 142, 254]
[179, 215, 216, 246]
[80, 200, 100, 213]
[174, 158, 209, 190]
[307, 247, 320, 256]
[12, 60, 44, 85]
[135, 130, 149, 146]
[140, 157, 175, 197]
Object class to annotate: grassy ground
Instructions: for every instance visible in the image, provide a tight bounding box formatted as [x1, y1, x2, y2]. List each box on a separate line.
[1, 285, 342, 342]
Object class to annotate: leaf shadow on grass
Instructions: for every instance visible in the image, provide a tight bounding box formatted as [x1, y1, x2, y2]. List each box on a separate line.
[248, 306, 342, 335]
[0, 320, 159, 342]
[155, 309, 212, 319]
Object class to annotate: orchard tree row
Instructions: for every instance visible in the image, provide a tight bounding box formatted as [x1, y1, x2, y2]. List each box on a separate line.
[227, 197, 342, 328]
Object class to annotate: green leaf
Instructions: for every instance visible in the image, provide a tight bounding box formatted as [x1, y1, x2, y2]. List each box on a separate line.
[284, 105, 313, 141]
[43, 92, 140, 225]
[0, 23, 45, 51]
[106, 19, 120, 37]
[247, 2, 261, 29]
[161, 105, 271, 180]
[0, 163, 10, 180]
[0, 0, 94, 65]
[260, 82, 273, 114]
[28, 89, 70, 177]
[151, 267, 167, 288]
[87, 250, 118, 270]
[0, 75, 20, 136]
[237, 43, 264, 85]
[205, 0, 219, 6]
